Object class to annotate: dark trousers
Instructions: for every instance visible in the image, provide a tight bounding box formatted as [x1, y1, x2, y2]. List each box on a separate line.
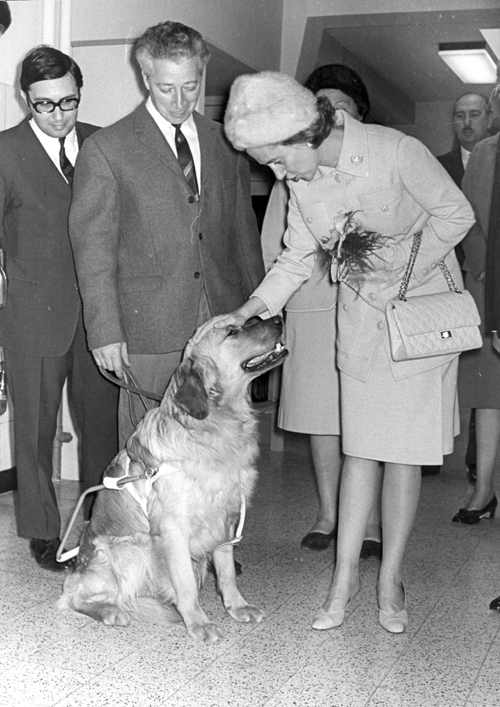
[5, 316, 119, 539]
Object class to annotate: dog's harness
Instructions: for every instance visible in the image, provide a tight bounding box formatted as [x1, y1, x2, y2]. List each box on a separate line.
[57, 454, 247, 563]
[103, 455, 178, 516]
[57, 364, 247, 564]
[108, 456, 247, 545]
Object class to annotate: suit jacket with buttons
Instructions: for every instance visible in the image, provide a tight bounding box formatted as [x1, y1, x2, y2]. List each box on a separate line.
[460, 133, 500, 333]
[69, 103, 264, 354]
[0, 117, 98, 357]
[253, 112, 475, 382]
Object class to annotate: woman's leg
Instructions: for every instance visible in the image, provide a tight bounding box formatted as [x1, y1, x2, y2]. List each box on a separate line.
[463, 408, 500, 509]
[308, 433, 342, 534]
[320, 455, 379, 613]
[378, 463, 421, 613]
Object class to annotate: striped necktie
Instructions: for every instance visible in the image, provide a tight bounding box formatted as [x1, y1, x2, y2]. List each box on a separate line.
[172, 123, 198, 196]
[58, 137, 74, 187]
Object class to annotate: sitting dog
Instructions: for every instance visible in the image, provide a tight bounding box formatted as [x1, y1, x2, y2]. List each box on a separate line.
[58, 316, 287, 642]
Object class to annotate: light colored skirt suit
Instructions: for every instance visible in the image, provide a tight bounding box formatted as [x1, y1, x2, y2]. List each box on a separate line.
[254, 112, 475, 465]
[261, 180, 340, 435]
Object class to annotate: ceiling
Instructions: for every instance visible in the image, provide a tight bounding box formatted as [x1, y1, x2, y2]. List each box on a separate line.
[205, 7, 500, 127]
[317, 8, 500, 124]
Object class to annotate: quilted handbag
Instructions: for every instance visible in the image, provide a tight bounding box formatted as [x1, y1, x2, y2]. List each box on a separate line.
[386, 232, 482, 361]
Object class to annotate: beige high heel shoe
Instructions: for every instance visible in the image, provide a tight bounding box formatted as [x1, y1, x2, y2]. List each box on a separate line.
[378, 582, 408, 634]
[311, 579, 361, 630]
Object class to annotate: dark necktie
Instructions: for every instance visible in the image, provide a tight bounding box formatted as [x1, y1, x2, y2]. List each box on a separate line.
[172, 123, 198, 196]
[59, 136, 74, 187]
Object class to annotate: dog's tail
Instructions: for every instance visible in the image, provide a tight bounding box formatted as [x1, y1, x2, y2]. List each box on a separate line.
[130, 597, 183, 625]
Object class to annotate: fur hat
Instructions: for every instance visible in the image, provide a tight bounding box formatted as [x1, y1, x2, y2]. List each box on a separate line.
[224, 71, 318, 150]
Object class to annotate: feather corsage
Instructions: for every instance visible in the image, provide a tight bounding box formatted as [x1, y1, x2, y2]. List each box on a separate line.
[317, 210, 385, 290]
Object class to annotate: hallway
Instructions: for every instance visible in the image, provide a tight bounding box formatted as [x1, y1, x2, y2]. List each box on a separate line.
[0, 415, 499, 707]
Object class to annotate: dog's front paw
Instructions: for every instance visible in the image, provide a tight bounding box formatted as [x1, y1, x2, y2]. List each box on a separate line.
[188, 621, 224, 643]
[228, 603, 265, 624]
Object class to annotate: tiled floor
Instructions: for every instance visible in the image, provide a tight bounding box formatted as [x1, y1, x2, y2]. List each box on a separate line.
[1, 411, 499, 707]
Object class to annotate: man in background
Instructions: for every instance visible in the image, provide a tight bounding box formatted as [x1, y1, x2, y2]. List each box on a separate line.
[0, 46, 119, 571]
[69, 20, 264, 445]
[437, 92, 493, 187]
[436, 92, 493, 479]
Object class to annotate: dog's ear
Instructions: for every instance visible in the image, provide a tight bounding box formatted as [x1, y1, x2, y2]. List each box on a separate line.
[172, 358, 209, 420]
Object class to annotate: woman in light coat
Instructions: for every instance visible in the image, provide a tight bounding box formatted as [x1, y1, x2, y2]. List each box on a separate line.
[195, 72, 475, 633]
[261, 65, 382, 556]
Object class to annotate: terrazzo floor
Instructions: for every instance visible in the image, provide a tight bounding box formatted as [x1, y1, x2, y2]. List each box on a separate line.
[0, 411, 499, 707]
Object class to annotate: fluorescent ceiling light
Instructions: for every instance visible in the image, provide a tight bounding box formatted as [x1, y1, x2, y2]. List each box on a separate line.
[438, 41, 497, 83]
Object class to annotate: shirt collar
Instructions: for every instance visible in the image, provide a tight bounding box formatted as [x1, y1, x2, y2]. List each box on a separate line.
[460, 145, 471, 168]
[145, 96, 196, 137]
[334, 110, 370, 178]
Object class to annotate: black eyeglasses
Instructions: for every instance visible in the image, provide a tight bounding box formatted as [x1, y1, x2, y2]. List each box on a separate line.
[27, 95, 80, 114]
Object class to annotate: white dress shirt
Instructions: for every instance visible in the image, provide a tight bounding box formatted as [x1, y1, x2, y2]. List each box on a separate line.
[145, 96, 201, 185]
[461, 145, 471, 170]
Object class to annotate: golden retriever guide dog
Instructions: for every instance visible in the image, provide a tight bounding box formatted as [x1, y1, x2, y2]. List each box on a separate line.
[59, 317, 287, 642]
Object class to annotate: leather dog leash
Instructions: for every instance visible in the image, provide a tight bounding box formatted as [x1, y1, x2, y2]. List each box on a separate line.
[99, 365, 163, 427]
[99, 365, 163, 404]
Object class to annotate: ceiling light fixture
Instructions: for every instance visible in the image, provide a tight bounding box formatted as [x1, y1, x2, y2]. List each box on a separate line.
[438, 41, 498, 83]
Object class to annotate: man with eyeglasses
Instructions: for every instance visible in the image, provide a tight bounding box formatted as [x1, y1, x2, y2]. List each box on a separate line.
[0, 45, 119, 572]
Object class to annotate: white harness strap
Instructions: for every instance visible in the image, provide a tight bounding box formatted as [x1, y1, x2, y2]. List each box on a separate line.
[102, 456, 179, 516]
[219, 491, 246, 546]
[103, 455, 247, 544]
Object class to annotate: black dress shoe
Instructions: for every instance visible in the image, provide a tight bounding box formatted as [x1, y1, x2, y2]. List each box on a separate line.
[489, 595, 500, 612]
[29, 538, 75, 572]
[452, 495, 498, 525]
[300, 529, 335, 551]
[360, 539, 382, 560]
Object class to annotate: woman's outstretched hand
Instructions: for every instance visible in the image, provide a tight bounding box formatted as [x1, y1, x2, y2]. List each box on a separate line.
[191, 310, 247, 345]
[190, 297, 268, 346]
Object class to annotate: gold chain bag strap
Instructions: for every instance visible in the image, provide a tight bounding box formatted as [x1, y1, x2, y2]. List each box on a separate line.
[386, 232, 482, 361]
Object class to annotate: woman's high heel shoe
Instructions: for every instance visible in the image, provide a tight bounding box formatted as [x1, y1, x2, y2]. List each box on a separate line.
[311, 579, 361, 630]
[452, 494, 498, 525]
[378, 582, 408, 634]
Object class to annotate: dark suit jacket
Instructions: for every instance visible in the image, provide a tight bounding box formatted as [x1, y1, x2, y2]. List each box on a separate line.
[69, 103, 264, 354]
[0, 118, 98, 356]
[461, 133, 500, 332]
[437, 144, 465, 188]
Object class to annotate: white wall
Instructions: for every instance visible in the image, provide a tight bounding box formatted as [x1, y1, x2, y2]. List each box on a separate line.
[71, 0, 283, 126]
